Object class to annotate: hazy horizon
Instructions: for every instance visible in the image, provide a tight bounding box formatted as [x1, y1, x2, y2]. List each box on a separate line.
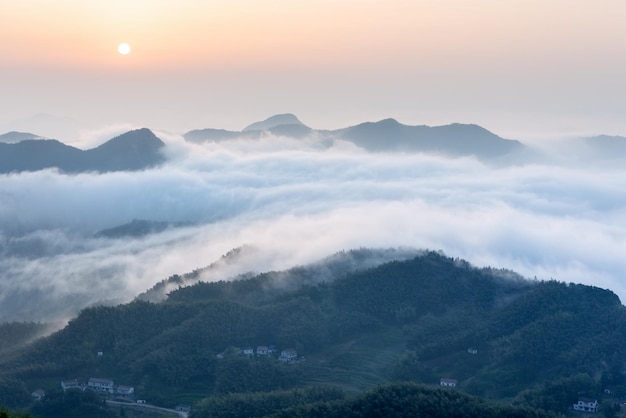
[2, 1, 626, 140]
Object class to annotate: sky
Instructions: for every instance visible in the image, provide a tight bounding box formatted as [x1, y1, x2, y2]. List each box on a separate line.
[1, 0, 626, 140]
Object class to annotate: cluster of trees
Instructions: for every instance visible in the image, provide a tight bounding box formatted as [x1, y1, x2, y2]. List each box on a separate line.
[0, 407, 30, 418]
[1, 251, 626, 416]
[193, 386, 345, 418]
[29, 389, 113, 418]
[192, 383, 560, 418]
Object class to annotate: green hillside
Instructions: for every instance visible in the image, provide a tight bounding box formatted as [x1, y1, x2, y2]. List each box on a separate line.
[1, 250, 625, 417]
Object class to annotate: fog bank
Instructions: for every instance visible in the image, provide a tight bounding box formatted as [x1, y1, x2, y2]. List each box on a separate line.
[1, 133, 624, 321]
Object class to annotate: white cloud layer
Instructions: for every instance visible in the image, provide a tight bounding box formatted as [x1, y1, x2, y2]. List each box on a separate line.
[0, 133, 625, 321]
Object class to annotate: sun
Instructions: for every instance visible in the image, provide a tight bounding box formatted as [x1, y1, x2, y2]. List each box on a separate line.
[118, 43, 131, 55]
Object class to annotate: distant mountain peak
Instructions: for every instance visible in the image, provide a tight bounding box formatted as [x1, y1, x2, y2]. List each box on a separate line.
[87, 128, 165, 171]
[374, 118, 401, 126]
[243, 113, 306, 131]
[351, 118, 402, 129]
[99, 128, 164, 146]
[0, 131, 45, 143]
[0, 128, 166, 174]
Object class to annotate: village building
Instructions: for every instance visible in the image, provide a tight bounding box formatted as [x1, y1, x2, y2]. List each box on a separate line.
[116, 385, 135, 396]
[88, 377, 114, 393]
[279, 348, 298, 362]
[61, 379, 81, 391]
[440, 378, 458, 388]
[31, 389, 45, 401]
[256, 346, 270, 356]
[243, 347, 254, 357]
[572, 398, 599, 413]
[175, 404, 192, 413]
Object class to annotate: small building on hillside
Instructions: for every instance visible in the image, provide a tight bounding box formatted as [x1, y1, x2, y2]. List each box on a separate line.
[31, 389, 45, 401]
[256, 346, 270, 356]
[61, 379, 81, 391]
[243, 347, 254, 357]
[117, 385, 134, 396]
[175, 405, 191, 413]
[279, 348, 298, 362]
[573, 398, 599, 413]
[88, 377, 114, 393]
[440, 378, 458, 388]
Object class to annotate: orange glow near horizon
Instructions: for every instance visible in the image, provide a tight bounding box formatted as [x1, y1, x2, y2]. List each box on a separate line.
[2, 0, 625, 137]
[2, 0, 625, 74]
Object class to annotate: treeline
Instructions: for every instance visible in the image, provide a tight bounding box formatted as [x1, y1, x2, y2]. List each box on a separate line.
[0, 407, 30, 418]
[29, 389, 113, 418]
[191, 383, 561, 418]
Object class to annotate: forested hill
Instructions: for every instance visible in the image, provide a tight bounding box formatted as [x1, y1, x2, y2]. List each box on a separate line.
[1, 250, 625, 417]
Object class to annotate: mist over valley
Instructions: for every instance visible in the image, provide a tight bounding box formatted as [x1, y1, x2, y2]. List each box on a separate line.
[1, 115, 624, 323]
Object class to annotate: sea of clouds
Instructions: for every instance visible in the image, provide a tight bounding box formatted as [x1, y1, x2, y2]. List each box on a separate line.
[0, 131, 624, 322]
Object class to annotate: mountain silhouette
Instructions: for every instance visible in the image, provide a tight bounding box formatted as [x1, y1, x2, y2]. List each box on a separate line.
[0, 131, 45, 143]
[581, 135, 626, 158]
[0, 128, 165, 173]
[185, 115, 524, 159]
[94, 219, 172, 239]
[243, 113, 307, 131]
[336, 119, 524, 157]
[184, 128, 259, 143]
[83, 128, 165, 171]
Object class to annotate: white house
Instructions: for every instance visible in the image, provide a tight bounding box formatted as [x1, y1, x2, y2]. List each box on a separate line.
[243, 347, 254, 357]
[175, 405, 191, 413]
[279, 348, 298, 362]
[573, 398, 599, 413]
[117, 385, 134, 396]
[31, 389, 45, 401]
[440, 378, 458, 387]
[61, 379, 80, 391]
[88, 377, 114, 393]
[256, 346, 270, 356]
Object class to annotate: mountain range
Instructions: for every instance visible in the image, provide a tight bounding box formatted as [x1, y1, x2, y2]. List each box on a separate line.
[1, 114, 624, 174]
[185, 113, 525, 159]
[0, 128, 165, 174]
